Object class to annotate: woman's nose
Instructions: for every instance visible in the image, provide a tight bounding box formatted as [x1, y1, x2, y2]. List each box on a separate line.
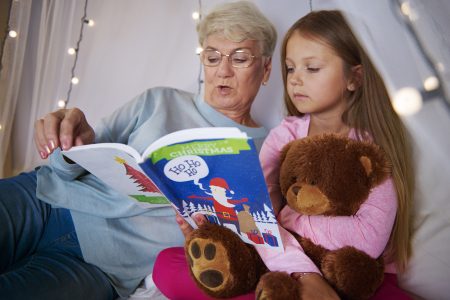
[216, 57, 234, 77]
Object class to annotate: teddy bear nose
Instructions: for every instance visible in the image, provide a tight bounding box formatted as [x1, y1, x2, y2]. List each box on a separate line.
[292, 185, 301, 195]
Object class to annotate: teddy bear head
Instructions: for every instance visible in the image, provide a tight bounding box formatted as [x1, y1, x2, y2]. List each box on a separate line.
[279, 134, 391, 216]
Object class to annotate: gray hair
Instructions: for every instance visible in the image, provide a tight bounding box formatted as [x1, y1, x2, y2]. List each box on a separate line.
[197, 1, 277, 57]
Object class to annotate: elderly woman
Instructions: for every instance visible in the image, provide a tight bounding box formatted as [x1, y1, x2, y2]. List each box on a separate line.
[0, 1, 276, 300]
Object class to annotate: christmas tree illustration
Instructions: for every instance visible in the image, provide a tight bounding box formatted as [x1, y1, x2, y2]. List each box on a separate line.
[114, 156, 168, 204]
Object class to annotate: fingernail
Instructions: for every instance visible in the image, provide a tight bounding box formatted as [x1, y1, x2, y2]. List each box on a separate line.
[40, 151, 47, 159]
[49, 140, 56, 150]
[176, 215, 183, 225]
[61, 141, 68, 150]
[195, 214, 205, 224]
[45, 145, 51, 154]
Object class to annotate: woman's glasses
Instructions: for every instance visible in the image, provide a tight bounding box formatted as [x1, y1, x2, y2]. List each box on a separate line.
[200, 49, 257, 68]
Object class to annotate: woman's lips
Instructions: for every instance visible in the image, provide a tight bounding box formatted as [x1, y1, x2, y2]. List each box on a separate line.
[217, 85, 232, 95]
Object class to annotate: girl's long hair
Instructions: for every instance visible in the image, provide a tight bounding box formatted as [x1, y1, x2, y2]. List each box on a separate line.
[281, 10, 414, 272]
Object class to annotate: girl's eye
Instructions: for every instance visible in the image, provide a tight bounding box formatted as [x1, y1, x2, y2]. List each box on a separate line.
[306, 67, 320, 73]
[286, 66, 294, 73]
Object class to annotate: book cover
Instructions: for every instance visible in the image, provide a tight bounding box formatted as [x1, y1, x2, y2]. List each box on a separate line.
[139, 129, 283, 251]
[63, 127, 283, 251]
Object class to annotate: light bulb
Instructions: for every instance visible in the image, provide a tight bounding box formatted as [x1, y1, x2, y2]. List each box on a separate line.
[400, 2, 411, 17]
[71, 77, 79, 84]
[68, 48, 76, 55]
[393, 87, 423, 116]
[196, 46, 203, 55]
[192, 12, 200, 20]
[423, 76, 439, 91]
[87, 19, 95, 26]
[8, 30, 18, 38]
[57, 100, 67, 108]
[0, 124, 3, 131]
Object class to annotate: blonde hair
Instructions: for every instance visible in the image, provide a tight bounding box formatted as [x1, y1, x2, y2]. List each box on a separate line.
[197, 1, 277, 56]
[280, 10, 414, 272]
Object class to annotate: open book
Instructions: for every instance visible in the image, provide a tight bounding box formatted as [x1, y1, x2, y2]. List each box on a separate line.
[63, 127, 283, 251]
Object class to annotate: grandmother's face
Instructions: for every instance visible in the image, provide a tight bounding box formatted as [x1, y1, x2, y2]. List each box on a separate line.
[202, 34, 272, 118]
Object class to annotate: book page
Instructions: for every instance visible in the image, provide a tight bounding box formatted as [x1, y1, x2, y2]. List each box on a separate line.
[140, 133, 284, 251]
[63, 145, 170, 208]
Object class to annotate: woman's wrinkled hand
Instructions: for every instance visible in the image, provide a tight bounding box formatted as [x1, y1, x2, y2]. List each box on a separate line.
[34, 108, 95, 159]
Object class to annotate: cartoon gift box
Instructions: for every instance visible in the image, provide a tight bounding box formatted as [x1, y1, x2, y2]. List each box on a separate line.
[262, 230, 279, 247]
[246, 230, 264, 244]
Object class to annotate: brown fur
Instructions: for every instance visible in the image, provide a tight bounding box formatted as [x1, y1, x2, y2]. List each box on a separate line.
[280, 134, 390, 216]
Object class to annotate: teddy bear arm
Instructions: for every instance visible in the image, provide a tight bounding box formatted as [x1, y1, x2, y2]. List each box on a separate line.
[292, 232, 328, 268]
[321, 246, 385, 300]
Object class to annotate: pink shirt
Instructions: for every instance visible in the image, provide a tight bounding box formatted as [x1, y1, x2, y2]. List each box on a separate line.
[257, 115, 397, 274]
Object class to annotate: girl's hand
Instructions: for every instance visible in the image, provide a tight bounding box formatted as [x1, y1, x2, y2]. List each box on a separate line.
[175, 212, 207, 238]
[294, 273, 340, 300]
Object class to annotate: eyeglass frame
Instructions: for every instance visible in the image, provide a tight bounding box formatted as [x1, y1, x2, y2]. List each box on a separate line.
[199, 49, 259, 68]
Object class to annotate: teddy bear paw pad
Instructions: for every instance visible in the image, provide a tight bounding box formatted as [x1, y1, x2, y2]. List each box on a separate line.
[187, 237, 232, 291]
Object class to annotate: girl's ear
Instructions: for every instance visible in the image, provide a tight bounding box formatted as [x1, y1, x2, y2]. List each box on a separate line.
[347, 64, 362, 91]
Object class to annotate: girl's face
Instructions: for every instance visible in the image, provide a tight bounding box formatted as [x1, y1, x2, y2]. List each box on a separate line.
[285, 31, 354, 118]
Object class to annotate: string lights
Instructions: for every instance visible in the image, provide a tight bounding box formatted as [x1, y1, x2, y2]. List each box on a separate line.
[58, 0, 93, 109]
[0, 1, 18, 133]
[392, 0, 449, 115]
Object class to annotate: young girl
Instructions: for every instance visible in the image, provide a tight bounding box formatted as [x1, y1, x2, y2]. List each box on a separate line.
[257, 10, 414, 299]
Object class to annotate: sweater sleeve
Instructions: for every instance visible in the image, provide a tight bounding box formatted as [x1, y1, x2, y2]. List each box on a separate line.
[279, 178, 397, 258]
[259, 131, 285, 216]
[258, 117, 320, 274]
[47, 90, 151, 180]
[94, 90, 151, 144]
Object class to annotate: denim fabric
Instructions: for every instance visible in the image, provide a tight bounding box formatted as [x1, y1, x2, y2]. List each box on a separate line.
[0, 171, 116, 300]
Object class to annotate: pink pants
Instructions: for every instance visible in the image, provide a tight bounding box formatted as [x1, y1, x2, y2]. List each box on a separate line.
[153, 247, 412, 300]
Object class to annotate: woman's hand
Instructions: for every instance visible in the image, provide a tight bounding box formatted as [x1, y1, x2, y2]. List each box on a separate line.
[175, 212, 208, 238]
[294, 273, 340, 300]
[34, 108, 95, 159]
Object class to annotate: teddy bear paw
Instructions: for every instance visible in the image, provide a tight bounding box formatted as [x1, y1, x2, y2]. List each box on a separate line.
[186, 236, 233, 292]
[321, 246, 384, 300]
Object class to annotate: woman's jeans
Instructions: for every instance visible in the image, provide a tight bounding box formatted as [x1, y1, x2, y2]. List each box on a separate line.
[0, 171, 116, 300]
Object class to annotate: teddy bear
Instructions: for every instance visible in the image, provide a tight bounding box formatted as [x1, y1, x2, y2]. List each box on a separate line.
[185, 134, 391, 299]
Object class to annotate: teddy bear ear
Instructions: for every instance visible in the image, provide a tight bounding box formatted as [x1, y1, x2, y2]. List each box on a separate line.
[356, 142, 391, 186]
[359, 155, 373, 177]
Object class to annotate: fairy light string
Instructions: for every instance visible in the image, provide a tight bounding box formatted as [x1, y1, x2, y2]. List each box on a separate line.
[194, 0, 203, 95]
[63, 0, 92, 108]
[0, 1, 14, 74]
[391, 0, 449, 114]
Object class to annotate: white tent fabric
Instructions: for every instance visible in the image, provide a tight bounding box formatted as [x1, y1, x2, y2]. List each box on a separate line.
[1, 0, 449, 299]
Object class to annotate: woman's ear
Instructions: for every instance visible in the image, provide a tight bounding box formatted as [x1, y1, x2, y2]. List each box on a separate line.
[347, 64, 362, 91]
[262, 57, 272, 85]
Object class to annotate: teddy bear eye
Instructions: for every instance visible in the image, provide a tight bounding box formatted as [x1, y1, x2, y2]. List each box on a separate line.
[310, 179, 317, 185]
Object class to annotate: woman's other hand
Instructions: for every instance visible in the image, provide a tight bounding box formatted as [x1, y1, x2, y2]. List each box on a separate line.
[34, 108, 95, 159]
